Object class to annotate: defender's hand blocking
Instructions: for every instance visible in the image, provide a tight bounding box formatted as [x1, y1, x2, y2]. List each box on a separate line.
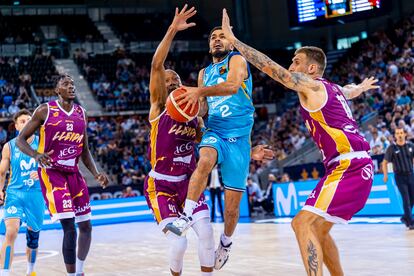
[221, 9, 236, 44]
[35, 150, 54, 167]
[251, 145, 275, 161]
[95, 172, 109, 189]
[171, 4, 197, 32]
[176, 86, 201, 115]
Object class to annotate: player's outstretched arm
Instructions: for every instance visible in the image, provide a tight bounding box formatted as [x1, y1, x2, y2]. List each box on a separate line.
[197, 68, 208, 117]
[221, 9, 321, 95]
[340, 77, 379, 99]
[81, 115, 109, 188]
[149, 4, 197, 120]
[16, 104, 52, 167]
[0, 143, 10, 203]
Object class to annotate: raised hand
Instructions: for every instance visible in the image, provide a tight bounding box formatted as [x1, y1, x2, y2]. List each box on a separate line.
[176, 86, 201, 115]
[221, 8, 236, 44]
[171, 4, 197, 32]
[359, 77, 379, 92]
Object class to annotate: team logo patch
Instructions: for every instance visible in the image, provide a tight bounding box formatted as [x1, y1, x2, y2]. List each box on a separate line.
[202, 137, 217, 144]
[228, 138, 237, 143]
[7, 206, 17, 214]
[53, 112, 59, 117]
[219, 65, 227, 75]
[361, 164, 374, 180]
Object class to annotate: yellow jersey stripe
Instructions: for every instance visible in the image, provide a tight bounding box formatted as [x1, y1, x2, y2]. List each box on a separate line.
[146, 176, 162, 223]
[314, 159, 351, 211]
[149, 119, 160, 168]
[309, 110, 352, 154]
[38, 126, 46, 154]
[40, 168, 57, 215]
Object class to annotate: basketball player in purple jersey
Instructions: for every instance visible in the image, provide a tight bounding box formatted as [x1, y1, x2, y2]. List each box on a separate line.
[145, 5, 214, 276]
[221, 9, 379, 276]
[16, 74, 109, 276]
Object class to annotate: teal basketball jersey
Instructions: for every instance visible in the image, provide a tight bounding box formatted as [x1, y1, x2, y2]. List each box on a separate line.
[8, 136, 40, 190]
[203, 52, 254, 138]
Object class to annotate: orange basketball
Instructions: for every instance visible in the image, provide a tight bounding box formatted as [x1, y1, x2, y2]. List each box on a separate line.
[166, 87, 200, 122]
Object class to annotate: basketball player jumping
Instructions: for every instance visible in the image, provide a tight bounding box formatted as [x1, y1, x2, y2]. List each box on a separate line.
[0, 110, 44, 276]
[166, 21, 274, 271]
[145, 5, 215, 276]
[220, 9, 378, 276]
[17, 75, 109, 276]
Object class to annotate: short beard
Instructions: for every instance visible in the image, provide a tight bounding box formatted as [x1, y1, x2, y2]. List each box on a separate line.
[212, 49, 230, 59]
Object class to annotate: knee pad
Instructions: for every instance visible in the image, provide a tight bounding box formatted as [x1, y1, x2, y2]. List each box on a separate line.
[192, 218, 215, 267]
[166, 233, 188, 273]
[61, 219, 77, 264]
[26, 229, 40, 249]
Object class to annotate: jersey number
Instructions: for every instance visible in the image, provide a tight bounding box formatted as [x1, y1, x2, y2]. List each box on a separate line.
[23, 179, 34, 187]
[63, 200, 72, 209]
[220, 105, 232, 118]
[66, 123, 74, 131]
[336, 94, 353, 119]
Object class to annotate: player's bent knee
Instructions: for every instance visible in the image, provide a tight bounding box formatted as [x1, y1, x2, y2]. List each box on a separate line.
[5, 227, 19, 241]
[26, 229, 40, 249]
[61, 218, 77, 264]
[167, 232, 188, 258]
[78, 220, 92, 234]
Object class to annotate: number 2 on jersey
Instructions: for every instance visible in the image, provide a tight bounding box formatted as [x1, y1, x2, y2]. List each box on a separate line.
[220, 105, 232, 118]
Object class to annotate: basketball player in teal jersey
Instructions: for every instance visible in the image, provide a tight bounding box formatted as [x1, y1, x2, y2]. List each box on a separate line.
[0, 110, 45, 276]
[166, 23, 274, 269]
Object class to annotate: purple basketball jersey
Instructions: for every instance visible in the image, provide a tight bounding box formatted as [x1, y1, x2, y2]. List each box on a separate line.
[148, 110, 197, 177]
[39, 100, 86, 172]
[300, 78, 370, 165]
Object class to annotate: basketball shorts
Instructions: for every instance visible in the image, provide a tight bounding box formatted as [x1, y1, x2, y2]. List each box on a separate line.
[144, 172, 209, 226]
[199, 130, 250, 192]
[4, 188, 45, 232]
[38, 168, 91, 223]
[303, 156, 373, 223]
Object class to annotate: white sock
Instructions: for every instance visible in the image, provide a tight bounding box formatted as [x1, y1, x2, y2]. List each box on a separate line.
[183, 199, 198, 217]
[220, 233, 232, 247]
[0, 269, 10, 276]
[201, 272, 213, 276]
[76, 257, 85, 273]
[26, 262, 35, 274]
[67, 273, 76, 276]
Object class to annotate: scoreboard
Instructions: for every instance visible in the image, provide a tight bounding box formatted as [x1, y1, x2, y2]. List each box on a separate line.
[289, 0, 384, 27]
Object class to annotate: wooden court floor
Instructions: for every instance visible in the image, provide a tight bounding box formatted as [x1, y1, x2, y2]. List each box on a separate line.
[5, 221, 414, 275]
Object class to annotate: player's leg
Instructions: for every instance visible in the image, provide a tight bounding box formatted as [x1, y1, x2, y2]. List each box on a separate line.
[216, 188, 224, 221]
[291, 210, 324, 276]
[166, 132, 222, 236]
[395, 175, 413, 226]
[25, 228, 40, 276]
[184, 146, 217, 214]
[214, 136, 250, 270]
[60, 218, 77, 274]
[312, 220, 343, 276]
[76, 220, 92, 275]
[145, 176, 188, 275]
[71, 172, 92, 275]
[0, 190, 24, 275]
[0, 218, 20, 275]
[24, 189, 45, 276]
[192, 217, 214, 275]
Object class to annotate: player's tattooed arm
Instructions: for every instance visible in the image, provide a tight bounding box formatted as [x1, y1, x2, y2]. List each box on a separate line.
[16, 104, 52, 167]
[81, 115, 109, 188]
[340, 77, 379, 99]
[221, 9, 321, 95]
[0, 143, 10, 202]
[149, 5, 197, 120]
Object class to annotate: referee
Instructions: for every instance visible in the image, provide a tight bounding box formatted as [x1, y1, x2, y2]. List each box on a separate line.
[382, 127, 414, 229]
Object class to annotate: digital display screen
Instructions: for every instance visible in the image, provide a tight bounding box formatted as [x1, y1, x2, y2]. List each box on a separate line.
[291, 0, 383, 26]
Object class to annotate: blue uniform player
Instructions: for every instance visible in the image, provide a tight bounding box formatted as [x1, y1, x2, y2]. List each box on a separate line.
[166, 26, 274, 270]
[0, 110, 44, 276]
